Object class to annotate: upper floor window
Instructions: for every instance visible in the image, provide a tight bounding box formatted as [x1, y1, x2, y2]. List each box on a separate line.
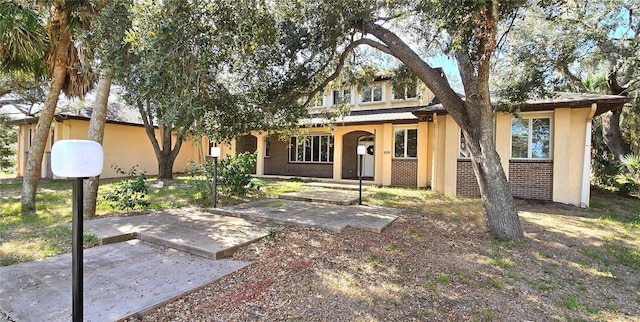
[392, 81, 419, 100]
[394, 128, 418, 158]
[310, 92, 324, 107]
[511, 117, 551, 159]
[332, 89, 352, 105]
[290, 134, 334, 163]
[360, 85, 383, 103]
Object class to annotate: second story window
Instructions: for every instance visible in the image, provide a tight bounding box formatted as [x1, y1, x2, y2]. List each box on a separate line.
[332, 89, 352, 105]
[361, 85, 383, 103]
[310, 92, 324, 107]
[392, 81, 419, 100]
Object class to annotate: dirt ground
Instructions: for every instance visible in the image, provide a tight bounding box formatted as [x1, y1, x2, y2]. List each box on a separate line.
[126, 195, 639, 322]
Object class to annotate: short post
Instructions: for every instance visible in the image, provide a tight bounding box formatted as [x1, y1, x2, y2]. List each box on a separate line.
[51, 140, 103, 322]
[211, 146, 221, 208]
[357, 145, 366, 205]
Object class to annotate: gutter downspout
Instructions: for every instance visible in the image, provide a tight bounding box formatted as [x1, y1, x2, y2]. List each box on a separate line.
[580, 103, 597, 208]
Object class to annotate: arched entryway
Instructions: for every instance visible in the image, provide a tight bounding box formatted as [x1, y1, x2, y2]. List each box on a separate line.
[236, 134, 257, 174]
[342, 131, 374, 180]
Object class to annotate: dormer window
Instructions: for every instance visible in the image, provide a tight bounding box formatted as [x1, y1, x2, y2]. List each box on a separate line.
[360, 85, 384, 103]
[392, 81, 419, 100]
[332, 89, 352, 105]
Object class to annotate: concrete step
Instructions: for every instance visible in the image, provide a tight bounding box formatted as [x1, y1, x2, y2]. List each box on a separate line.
[84, 208, 269, 260]
[278, 188, 363, 205]
[303, 181, 372, 191]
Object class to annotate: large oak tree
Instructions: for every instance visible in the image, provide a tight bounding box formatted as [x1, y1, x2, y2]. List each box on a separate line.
[257, 0, 528, 239]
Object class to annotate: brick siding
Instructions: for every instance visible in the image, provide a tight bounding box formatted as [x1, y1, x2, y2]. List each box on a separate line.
[456, 160, 480, 198]
[263, 138, 333, 178]
[509, 160, 553, 201]
[456, 159, 554, 201]
[391, 159, 417, 186]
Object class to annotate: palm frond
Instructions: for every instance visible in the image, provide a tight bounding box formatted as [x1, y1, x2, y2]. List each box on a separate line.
[0, 1, 47, 76]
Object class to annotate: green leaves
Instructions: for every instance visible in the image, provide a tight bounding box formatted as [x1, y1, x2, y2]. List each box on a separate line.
[0, 1, 47, 77]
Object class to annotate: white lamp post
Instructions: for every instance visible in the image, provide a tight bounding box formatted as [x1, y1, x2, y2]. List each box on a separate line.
[357, 145, 366, 205]
[51, 140, 103, 322]
[210, 146, 221, 208]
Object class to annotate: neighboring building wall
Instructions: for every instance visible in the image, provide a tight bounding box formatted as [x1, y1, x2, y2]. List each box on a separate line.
[391, 159, 417, 186]
[17, 119, 202, 179]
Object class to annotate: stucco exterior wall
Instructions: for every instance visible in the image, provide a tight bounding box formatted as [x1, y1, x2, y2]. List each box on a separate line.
[552, 107, 592, 206]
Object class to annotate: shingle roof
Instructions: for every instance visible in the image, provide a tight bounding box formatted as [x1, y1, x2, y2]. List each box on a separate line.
[413, 92, 630, 117]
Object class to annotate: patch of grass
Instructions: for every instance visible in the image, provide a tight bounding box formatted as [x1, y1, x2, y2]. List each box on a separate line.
[260, 179, 304, 196]
[471, 306, 495, 321]
[559, 294, 581, 310]
[364, 253, 384, 268]
[437, 273, 450, 283]
[384, 243, 405, 254]
[579, 241, 640, 269]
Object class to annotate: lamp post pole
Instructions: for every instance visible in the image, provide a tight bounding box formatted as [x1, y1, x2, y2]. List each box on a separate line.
[211, 146, 221, 208]
[51, 140, 103, 322]
[72, 177, 84, 322]
[357, 145, 366, 205]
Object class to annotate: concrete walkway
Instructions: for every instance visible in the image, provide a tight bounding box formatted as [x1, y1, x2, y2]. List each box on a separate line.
[218, 199, 401, 233]
[1, 186, 401, 321]
[85, 208, 270, 259]
[1, 240, 249, 322]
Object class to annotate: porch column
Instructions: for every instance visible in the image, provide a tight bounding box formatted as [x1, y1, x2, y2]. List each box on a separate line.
[381, 123, 393, 186]
[417, 121, 429, 187]
[254, 132, 265, 176]
[332, 129, 344, 180]
[443, 115, 458, 196]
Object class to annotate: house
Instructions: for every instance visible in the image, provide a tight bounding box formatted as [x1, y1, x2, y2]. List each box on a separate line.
[3, 98, 202, 179]
[222, 79, 629, 207]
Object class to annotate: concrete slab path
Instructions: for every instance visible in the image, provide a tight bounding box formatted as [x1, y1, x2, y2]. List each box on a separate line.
[0, 240, 249, 322]
[218, 199, 401, 233]
[85, 208, 270, 259]
[278, 187, 362, 205]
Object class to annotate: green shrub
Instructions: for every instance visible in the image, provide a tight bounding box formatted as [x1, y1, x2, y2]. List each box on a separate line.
[187, 152, 257, 205]
[218, 152, 257, 196]
[104, 164, 150, 211]
[616, 154, 640, 196]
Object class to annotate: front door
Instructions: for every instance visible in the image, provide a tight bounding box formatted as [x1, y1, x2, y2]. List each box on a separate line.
[357, 137, 374, 178]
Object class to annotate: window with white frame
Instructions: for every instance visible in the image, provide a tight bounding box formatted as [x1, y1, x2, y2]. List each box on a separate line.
[511, 117, 551, 159]
[394, 128, 418, 158]
[310, 92, 324, 107]
[332, 89, 352, 105]
[360, 85, 383, 103]
[392, 81, 419, 100]
[290, 135, 334, 162]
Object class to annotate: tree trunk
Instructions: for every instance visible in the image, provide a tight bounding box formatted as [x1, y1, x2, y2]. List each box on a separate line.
[84, 68, 114, 218]
[20, 8, 71, 214]
[362, 21, 523, 240]
[136, 101, 185, 180]
[603, 65, 631, 161]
